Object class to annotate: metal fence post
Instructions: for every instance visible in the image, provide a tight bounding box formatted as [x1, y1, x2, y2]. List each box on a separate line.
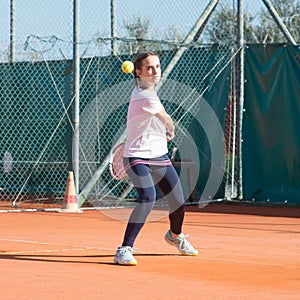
[73, 0, 80, 199]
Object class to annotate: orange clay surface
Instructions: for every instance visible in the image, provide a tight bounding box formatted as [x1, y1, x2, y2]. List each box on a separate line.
[0, 204, 300, 300]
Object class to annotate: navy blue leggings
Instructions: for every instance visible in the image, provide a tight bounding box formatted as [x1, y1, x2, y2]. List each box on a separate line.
[122, 157, 185, 247]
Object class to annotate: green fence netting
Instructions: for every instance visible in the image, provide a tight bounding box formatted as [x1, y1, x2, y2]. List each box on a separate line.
[243, 44, 300, 205]
[0, 45, 231, 208]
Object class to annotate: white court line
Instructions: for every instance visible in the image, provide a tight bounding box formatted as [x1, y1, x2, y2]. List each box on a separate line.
[3, 238, 298, 269]
[0, 208, 61, 213]
[194, 256, 300, 269]
[1, 248, 113, 255]
[0, 238, 51, 245]
[2, 240, 297, 269]
[0, 237, 115, 255]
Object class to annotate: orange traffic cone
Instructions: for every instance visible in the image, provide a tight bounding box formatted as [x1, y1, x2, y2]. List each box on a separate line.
[60, 171, 82, 213]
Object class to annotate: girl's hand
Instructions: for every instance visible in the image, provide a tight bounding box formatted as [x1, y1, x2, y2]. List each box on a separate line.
[166, 130, 175, 142]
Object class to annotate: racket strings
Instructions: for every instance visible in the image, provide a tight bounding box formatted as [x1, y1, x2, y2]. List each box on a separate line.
[109, 144, 128, 180]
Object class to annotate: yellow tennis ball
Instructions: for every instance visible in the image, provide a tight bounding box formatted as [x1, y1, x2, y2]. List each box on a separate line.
[122, 61, 134, 74]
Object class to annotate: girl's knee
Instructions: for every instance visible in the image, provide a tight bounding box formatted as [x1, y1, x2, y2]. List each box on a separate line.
[138, 193, 156, 204]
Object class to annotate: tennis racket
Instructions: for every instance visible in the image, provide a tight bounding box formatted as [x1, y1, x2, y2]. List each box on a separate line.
[109, 129, 173, 180]
[109, 142, 128, 180]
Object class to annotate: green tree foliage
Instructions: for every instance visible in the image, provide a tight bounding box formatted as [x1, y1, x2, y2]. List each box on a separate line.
[204, 5, 255, 44]
[205, 0, 300, 44]
[116, 0, 299, 54]
[252, 0, 300, 43]
[120, 16, 150, 54]
[118, 17, 183, 55]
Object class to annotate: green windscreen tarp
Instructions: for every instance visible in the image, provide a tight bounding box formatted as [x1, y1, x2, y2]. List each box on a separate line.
[243, 44, 300, 204]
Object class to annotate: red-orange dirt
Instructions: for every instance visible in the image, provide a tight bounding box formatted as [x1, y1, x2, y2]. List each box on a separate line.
[1, 204, 299, 299]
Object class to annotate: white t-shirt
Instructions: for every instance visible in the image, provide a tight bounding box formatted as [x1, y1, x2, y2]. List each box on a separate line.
[124, 87, 168, 158]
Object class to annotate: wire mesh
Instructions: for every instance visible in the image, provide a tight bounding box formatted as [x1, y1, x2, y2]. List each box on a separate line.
[0, 0, 299, 210]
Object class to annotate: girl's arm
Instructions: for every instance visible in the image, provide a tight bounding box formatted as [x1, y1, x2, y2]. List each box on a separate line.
[156, 106, 175, 141]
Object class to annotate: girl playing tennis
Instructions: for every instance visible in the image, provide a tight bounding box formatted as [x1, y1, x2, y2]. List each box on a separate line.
[114, 51, 198, 266]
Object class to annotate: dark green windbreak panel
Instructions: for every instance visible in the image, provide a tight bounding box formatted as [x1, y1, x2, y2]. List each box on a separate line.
[243, 44, 300, 204]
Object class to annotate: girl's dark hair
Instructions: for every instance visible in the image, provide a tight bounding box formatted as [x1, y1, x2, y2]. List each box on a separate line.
[133, 51, 157, 79]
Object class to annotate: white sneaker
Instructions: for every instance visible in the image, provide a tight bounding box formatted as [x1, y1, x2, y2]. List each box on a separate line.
[165, 230, 198, 256]
[114, 246, 137, 266]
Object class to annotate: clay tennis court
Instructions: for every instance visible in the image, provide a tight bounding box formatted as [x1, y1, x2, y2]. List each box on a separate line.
[1, 204, 300, 299]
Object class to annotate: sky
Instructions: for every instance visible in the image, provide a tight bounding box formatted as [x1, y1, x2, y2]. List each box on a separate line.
[0, 0, 274, 61]
[0, 1, 207, 41]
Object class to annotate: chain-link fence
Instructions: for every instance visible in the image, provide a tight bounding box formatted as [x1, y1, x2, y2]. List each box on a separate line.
[0, 0, 299, 211]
